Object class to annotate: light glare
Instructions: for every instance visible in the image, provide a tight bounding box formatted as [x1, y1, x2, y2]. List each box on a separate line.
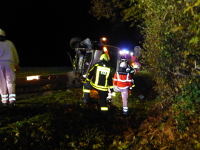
[119, 50, 129, 54]
[101, 37, 107, 41]
[27, 75, 40, 81]
[103, 46, 108, 52]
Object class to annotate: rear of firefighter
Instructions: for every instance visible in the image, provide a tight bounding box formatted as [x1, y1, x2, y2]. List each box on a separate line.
[113, 61, 135, 115]
[81, 53, 113, 114]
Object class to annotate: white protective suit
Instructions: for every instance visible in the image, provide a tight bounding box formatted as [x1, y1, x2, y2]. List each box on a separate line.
[0, 39, 19, 104]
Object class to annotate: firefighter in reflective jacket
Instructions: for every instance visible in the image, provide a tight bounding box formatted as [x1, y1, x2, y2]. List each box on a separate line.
[81, 53, 113, 112]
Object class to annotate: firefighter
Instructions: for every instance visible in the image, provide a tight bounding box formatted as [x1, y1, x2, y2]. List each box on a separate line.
[81, 53, 113, 113]
[0, 29, 19, 106]
[113, 61, 134, 115]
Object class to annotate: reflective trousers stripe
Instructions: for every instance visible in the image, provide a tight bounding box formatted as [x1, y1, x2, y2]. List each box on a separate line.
[2, 94, 8, 97]
[2, 98, 8, 101]
[9, 94, 16, 101]
[1, 94, 16, 101]
[101, 107, 108, 111]
[83, 89, 90, 93]
[9, 94, 16, 97]
[2, 94, 8, 101]
[9, 98, 16, 101]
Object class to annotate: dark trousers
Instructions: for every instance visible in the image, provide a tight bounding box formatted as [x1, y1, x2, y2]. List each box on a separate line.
[83, 82, 108, 107]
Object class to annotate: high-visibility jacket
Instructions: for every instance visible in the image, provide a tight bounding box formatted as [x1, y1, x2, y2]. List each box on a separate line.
[86, 61, 113, 91]
[113, 71, 133, 89]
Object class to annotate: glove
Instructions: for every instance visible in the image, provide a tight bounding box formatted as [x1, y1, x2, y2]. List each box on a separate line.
[14, 65, 19, 72]
[107, 92, 112, 103]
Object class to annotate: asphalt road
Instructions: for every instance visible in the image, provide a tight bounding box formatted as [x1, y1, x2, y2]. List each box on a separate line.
[15, 71, 82, 100]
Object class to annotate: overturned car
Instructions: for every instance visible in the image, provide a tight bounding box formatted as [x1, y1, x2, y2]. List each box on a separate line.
[69, 37, 141, 83]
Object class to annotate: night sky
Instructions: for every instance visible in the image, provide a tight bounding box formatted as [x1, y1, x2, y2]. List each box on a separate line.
[1, 1, 140, 67]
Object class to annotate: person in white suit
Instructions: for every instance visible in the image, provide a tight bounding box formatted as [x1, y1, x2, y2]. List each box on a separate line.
[0, 29, 19, 106]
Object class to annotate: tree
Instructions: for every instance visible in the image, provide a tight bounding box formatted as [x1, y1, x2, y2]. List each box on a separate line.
[90, 0, 200, 148]
[140, 0, 200, 129]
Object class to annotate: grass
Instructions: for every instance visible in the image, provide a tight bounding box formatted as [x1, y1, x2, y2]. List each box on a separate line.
[0, 88, 152, 150]
[0, 68, 156, 150]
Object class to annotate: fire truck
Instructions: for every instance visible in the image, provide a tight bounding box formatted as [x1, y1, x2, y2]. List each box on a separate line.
[69, 37, 141, 82]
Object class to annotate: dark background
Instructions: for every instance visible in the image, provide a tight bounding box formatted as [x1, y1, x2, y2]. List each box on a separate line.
[1, 0, 141, 67]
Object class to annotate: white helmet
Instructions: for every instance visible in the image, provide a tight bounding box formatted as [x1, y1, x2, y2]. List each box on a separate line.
[120, 61, 127, 68]
[0, 29, 6, 36]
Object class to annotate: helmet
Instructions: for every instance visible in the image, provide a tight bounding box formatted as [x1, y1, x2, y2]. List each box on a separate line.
[0, 29, 6, 36]
[120, 61, 127, 68]
[100, 54, 109, 62]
